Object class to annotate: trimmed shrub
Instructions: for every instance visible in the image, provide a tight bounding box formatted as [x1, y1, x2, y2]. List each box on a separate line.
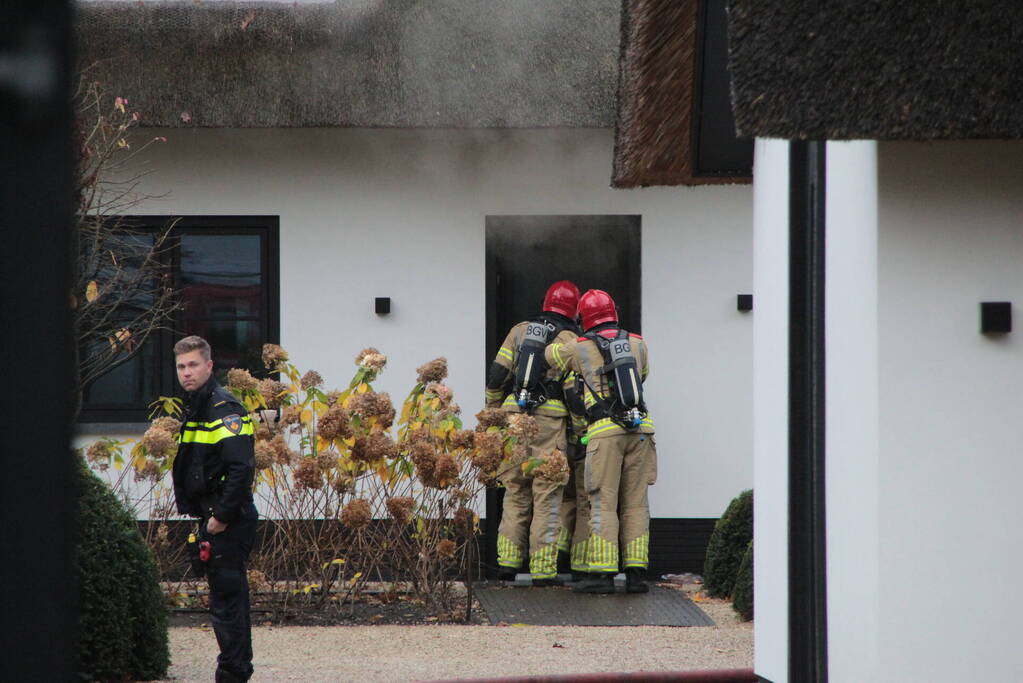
[732, 539, 754, 621]
[75, 454, 169, 681]
[703, 488, 753, 598]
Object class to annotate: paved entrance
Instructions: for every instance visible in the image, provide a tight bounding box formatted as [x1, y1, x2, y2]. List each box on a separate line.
[474, 582, 714, 627]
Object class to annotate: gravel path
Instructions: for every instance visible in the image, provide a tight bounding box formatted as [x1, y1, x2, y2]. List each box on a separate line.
[156, 593, 752, 682]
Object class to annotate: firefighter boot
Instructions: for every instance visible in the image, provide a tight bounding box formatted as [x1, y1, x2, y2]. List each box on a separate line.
[572, 572, 615, 594]
[625, 568, 649, 594]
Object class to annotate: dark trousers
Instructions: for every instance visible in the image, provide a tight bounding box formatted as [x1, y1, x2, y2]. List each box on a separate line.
[202, 503, 257, 682]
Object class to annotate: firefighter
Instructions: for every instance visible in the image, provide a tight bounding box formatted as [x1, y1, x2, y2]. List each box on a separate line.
[486, 280, 580, 584]
[545, 289, 656, 594]
[171, 335, 257, 682]
[558, 372, 592, 580]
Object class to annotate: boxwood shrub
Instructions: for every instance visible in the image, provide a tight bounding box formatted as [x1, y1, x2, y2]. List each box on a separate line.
[74, 454, 169, 681]
[732, 539, 753, 621]
[703, 488, 753, 598]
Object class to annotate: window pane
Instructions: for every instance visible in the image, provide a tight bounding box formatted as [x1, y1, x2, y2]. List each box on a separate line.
[180, 235, 262, 319]
[185, 319, 263, 381]
[82, 337, 159, 407]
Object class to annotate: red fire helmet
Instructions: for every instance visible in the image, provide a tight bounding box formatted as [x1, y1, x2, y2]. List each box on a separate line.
[542, 280, 580, 318]
[579, 289, 618, 331]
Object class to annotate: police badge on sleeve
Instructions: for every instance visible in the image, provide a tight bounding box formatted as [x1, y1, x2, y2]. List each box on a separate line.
[223, 414, 243, 435]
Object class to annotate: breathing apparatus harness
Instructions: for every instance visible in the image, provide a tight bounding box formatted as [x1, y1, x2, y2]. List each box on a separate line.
[580, 328, 646, 432]
[512, 314, 574, 414]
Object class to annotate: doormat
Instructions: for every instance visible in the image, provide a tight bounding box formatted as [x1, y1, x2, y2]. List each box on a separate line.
[474, 584, 715, 627]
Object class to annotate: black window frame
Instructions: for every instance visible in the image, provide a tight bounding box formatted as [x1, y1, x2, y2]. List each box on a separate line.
[78, 215, 280, 424]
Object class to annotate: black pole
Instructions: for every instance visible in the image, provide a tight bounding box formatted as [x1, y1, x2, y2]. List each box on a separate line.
[788, 140, 828, 682]
[0, 2, 75, 682]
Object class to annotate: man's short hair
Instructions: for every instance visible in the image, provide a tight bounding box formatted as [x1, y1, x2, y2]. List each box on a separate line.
[174, 335, 211, 361]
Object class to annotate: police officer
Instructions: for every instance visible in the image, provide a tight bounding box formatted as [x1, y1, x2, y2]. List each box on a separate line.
[171, 335, 257, 682]
[486, 281, 580, 584]
[545, 289, 656, 594]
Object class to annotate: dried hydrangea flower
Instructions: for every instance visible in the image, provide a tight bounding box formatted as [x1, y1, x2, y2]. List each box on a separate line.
[136, 460, 162, 482]
[449, 429, 475, 450]
[140, 427, 176, 460]
[355, 347, 387, 370]
[425, 382, 453, 403]
[431, 454, 460, 489]
[317, 404, 353, 441]
[386, 496, 415, 525]
[533, 449, 570, 484]
[227, 367, 258, 391]
[151, 416, 181, 434]
[436, 539, 457, 559]
[510, 442, 529, 465]
[294, 458, 323, 489]
[470, 449, 503, 476]
[416, 357, 448, 384]
[262, 343, 289, 369]
[325, 390, 343, 406]
[506, 413, 539, 442]
[269, 434, 292, 465]
[474, 407, 507, 429]
[254, 441, 275, 470]
[257, 378, 288, 409]
[300, 370, 324, 390]
[316, 452, 337, 472]
[472, 430, 503, 458]
[85, 440, 114, 465]
[341, 498, 372, 530]
[352, 433, 398, 463]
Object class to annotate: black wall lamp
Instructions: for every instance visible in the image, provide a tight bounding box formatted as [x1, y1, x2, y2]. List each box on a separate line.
[980, 301, 1011, 334]
[375, 297, 391, 315]
[737, 294, 753, 312]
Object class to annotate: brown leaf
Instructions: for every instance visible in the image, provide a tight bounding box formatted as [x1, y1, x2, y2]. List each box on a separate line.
[85, 280, 99, 302]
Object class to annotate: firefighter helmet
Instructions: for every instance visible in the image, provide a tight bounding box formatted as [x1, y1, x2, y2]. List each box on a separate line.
[542, 280, 580, 318]
[579, 289, 618, 331]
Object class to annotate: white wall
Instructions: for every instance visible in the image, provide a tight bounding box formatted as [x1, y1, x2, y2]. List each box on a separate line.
[877, 140, 1023, 681]
[118, 128, 753, 519]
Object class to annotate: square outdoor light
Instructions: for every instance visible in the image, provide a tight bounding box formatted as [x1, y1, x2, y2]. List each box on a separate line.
[737, 294, 753, 312]
[375, 297, 391, 315]
[980, 301, 1011, 334]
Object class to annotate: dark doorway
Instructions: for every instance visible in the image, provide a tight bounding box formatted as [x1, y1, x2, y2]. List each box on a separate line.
[483, 215, 641, 577]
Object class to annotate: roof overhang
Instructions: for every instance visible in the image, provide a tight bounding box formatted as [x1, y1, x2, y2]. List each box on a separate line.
[75, 1, 620, 128]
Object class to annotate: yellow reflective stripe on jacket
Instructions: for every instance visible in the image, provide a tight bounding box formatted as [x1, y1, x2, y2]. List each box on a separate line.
[586, 416, 655, 439]
[485, 388, 504, 402]
[178, 416, 254, 444]
[548, 343, 569, 372]
[501, 394, 568, 416]
[497, 346, 514, 362]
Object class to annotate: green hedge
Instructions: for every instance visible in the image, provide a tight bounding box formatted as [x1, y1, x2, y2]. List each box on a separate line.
[732, 539, 753, 621]
[703, 488, 753, 598]
[74, 454, 169, 681]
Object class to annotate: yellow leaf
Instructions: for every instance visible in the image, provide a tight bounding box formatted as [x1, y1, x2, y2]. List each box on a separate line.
[348, 572, 363, 586]
[376, 465, 389, 483]
[85, 281, 99, 302]
[300, 409, 312, 425]
[331, 558, 346, 565]
[357, 383, 369, 394]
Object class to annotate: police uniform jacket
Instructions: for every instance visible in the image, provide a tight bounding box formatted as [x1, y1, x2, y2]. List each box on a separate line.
[172, 376, 256, 523]
[545, 323, 655, 440]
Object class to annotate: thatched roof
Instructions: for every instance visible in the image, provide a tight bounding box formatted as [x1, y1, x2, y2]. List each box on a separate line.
[75, 1, 619, 128]
[612, 0, 750, 188]
[726, 1, 1023, 140]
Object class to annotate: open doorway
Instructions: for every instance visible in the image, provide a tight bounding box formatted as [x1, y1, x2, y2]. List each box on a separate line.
[483, 214, 642, 577]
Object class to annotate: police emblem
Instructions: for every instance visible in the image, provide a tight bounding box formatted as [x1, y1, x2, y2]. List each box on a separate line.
[223, 414, 243, 435]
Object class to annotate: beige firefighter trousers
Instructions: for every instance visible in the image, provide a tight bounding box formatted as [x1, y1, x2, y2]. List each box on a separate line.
[496, 414, 568, 579]
[558, 443, 591, 572]
[584, 432, 657, 573]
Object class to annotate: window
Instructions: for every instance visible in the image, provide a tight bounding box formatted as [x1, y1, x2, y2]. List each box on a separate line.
[80, 216, 279, 423]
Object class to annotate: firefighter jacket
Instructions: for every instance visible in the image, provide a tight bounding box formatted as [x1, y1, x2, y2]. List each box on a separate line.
[485, 313, 579, 419]
[545, 324, 655, 440]
[172, 376, 255, 523]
